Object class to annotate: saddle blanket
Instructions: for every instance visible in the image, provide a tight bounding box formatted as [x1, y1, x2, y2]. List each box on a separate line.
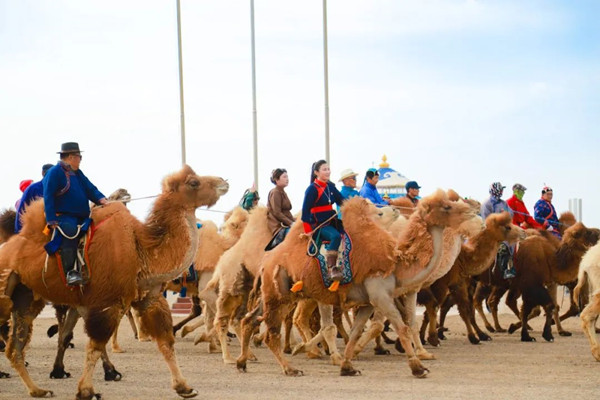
[316, 233, 353, 288]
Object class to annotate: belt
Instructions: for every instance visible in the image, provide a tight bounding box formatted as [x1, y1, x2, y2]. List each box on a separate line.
[311, 204, 333, 213]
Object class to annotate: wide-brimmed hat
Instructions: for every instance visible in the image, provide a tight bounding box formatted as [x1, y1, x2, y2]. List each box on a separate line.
[339, 168, 359, 182]
[57, 142, 83, 154]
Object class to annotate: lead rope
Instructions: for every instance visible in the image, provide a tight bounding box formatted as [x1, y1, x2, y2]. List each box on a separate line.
[303, 212, 339, 257]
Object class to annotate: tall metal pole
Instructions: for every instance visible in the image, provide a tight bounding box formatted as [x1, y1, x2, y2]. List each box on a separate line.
[322, 0, 330, 163]
[250, 0, 259, 187]
[176, 0, 187, 166]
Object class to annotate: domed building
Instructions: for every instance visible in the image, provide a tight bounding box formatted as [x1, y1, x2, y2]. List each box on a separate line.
[376, 155, 409, 199]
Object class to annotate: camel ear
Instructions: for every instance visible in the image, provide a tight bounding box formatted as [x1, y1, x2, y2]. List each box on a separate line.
[447, 189, 460, 202]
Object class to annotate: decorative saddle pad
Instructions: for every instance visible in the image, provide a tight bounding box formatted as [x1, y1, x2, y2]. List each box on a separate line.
[316, 233, 353, 288]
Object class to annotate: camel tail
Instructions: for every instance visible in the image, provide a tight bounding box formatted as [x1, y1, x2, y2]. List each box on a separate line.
[573, 269, 588, 308]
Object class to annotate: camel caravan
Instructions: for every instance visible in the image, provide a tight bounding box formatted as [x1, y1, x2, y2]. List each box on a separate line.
[1, 159, 600, 399]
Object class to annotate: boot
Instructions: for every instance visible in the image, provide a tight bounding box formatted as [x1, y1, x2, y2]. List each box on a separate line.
[61, 248, 83, 286]
[496, 244, 514, 280]
[326, 251, 343, 282]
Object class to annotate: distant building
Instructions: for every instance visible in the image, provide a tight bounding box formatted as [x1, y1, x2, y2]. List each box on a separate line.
[376, 155, 410, 199]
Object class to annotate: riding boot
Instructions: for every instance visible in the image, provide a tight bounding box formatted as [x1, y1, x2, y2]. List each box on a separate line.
[326, 251, 343, 282]
[60, 248, 83, 286]
[496, 244, 515, 280]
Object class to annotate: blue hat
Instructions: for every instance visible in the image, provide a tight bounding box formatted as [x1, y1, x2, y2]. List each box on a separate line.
[42, 163, 53, 176]
[406, 181, 421, 190]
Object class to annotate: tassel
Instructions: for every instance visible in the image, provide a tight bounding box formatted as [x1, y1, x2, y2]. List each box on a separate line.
[43, 225, 51, 236]
[290, 281, 303, 293]
[328, 281, 340, 292]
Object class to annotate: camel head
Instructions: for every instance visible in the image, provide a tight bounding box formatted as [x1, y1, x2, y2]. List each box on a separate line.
[108, 188, 131, 204]
[483, 212, 525, 244]
[221, 206, 250, 239]
[558, 211, 577, 236]
[445, 190, 483, 238]
[562, 222, 600, 250]
[374, 205, 400, 230]
[161, 165, 229, 209]
[415, 189, 476, 229]
[389, 196, 416, 218]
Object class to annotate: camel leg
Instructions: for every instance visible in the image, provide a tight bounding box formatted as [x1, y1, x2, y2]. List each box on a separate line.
[316, 303, 342, 365]
[437, 294, 453, 340]
[559, 281, 581, 322]
[580, 293, 600, 361]
[283, 306, 294, 354]
[263, 298, 300, 376]
[351, 310, 383, 356]
[215, 294, 242, 364]
[403, 292, 435, 360]
[125, 309, 138, 340]
[173, 295, 202, 335]
[425, 302, 440, 346]
[132, 308, 150, 342]
[548, 283, 571, 336]
[136, 297, 197, 398]
[515, 286, 547, 342]
[333, 306, 349, 344]
[365, 278, 429, 378]
[340, 305, 373, 375]
[100, 346, 122, 382]
[541, 300, 556, 343]
[292, 299, 321, 358]
[230, 318, 257, 361]
[505, 285, 521, 319]
[489, 286, 509, 332]
[473, 282, 495, 333]
[6, 287, 50, 398]
[183, 317, 205, 339]
[236, 302, 263, 371]
[450, 284, 482, 344]
[110, 306, 130, 353]
[50, 306, 80, 379]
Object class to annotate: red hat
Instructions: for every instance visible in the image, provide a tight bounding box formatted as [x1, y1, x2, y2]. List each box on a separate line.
[19, 180, 33, 193]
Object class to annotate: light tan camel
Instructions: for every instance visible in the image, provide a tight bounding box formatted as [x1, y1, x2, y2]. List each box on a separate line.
[574, 241, 600, 361]
[347, 192, 483, 356]
[0, 165, 228, 399]
[166, 207, 249, 346]
[237, 191, 476, 378]
[200, 205, 272, 364]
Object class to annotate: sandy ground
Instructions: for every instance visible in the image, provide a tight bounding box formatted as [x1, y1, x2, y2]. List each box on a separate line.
[0, 310, 598, 400]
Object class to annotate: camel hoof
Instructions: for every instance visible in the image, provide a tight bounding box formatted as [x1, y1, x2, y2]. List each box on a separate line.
[340, 365, 361, 376]
[30, 388, 54, 398]
[468, 334, 480, 345]
[76, 390, 99, 400]
[437, 329, 447, 340]
[374, 347, 390, 356]
[50, 366, 71, 379]
[247, 353, 258, 362]
[0, 371, 9, 378]
[558, 331, 572, 337]
[521, 336, 536, 342]
[486, 326, 495, 333]
[292, 343, 306, 356]
[177, 388, 198, 399]
[507, 324, 518, 334]
[412, 367, 429, 379]
[104, 369, 122, 381]
[478, 332, 492, 341]
[47, 324, 59, 338]
[68, 342, 75, 348]
[283, 346, 292, 355]
[330, 353, 343, 366]
[236, 360, 247, 372]
[591, 346, 600, 361]
[284, 368, 304, 377]
[252, 336, 263, 347]
[427, 334, 440, 347]
[227, 331, 236, 338]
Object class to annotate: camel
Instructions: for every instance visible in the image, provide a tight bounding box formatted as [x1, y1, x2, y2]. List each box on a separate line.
[236, 191, 477, 378]
[574, 241, 600, 361]
[350, 193, 484, 355]
[506, 222, 599, 342]
[200, 205, 273, 364]
[0, 165, 228, 399]
[418, 212, 525, 345]
[165, 206, 249, 343]
[472, 212, 579, 334]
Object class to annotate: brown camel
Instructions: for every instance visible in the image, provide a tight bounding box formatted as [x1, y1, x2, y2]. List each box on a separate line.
[0, 165, 228, 399]
[166, 206, 249, 344]
[506, 222, 600, 342]
[574, 241, 600, 361]
[472, 212, 579, 334]
[418, 212, 525, 345]
[236, 191, 476, 378]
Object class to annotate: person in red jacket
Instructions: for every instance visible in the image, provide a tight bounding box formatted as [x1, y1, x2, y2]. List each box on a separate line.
[506, 183, 543, 230]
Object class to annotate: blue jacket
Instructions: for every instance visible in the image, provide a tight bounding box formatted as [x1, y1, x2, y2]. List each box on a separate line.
[534, 199, 560, 232]
[15, 180, 44, 233]
[480, 196, 513, 221]
[340, 186, 359, 200]
[301, 179, 344, 233]
[359, 181, 387, 206]
[43, 162, 105, 225]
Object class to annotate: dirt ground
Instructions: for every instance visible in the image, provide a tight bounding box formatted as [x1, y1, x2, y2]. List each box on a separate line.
[0, 311, 598, 400]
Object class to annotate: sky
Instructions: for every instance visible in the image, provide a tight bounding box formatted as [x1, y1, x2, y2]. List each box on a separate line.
[1, 0, 599, 227]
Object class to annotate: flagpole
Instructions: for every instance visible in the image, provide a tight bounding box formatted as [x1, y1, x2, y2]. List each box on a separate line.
[250, 0, 259, 187]
[322, 0, 330, 163]
[176, 0, 187, 166]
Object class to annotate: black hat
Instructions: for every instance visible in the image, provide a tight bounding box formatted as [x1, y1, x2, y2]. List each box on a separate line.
[57, 142, 83, 154]
[41, 163, 54, 176]
[406, 181, 421, 190]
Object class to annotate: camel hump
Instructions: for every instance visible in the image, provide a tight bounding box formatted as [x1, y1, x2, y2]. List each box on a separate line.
[91, 202, 130, 224]
[485, 211, 512, 226]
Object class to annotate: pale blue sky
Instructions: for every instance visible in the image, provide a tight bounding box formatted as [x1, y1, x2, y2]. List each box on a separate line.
[1, 1, 598, 226]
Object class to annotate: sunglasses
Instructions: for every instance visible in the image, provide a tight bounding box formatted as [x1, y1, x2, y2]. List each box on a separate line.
[70, 154, 82, 159]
